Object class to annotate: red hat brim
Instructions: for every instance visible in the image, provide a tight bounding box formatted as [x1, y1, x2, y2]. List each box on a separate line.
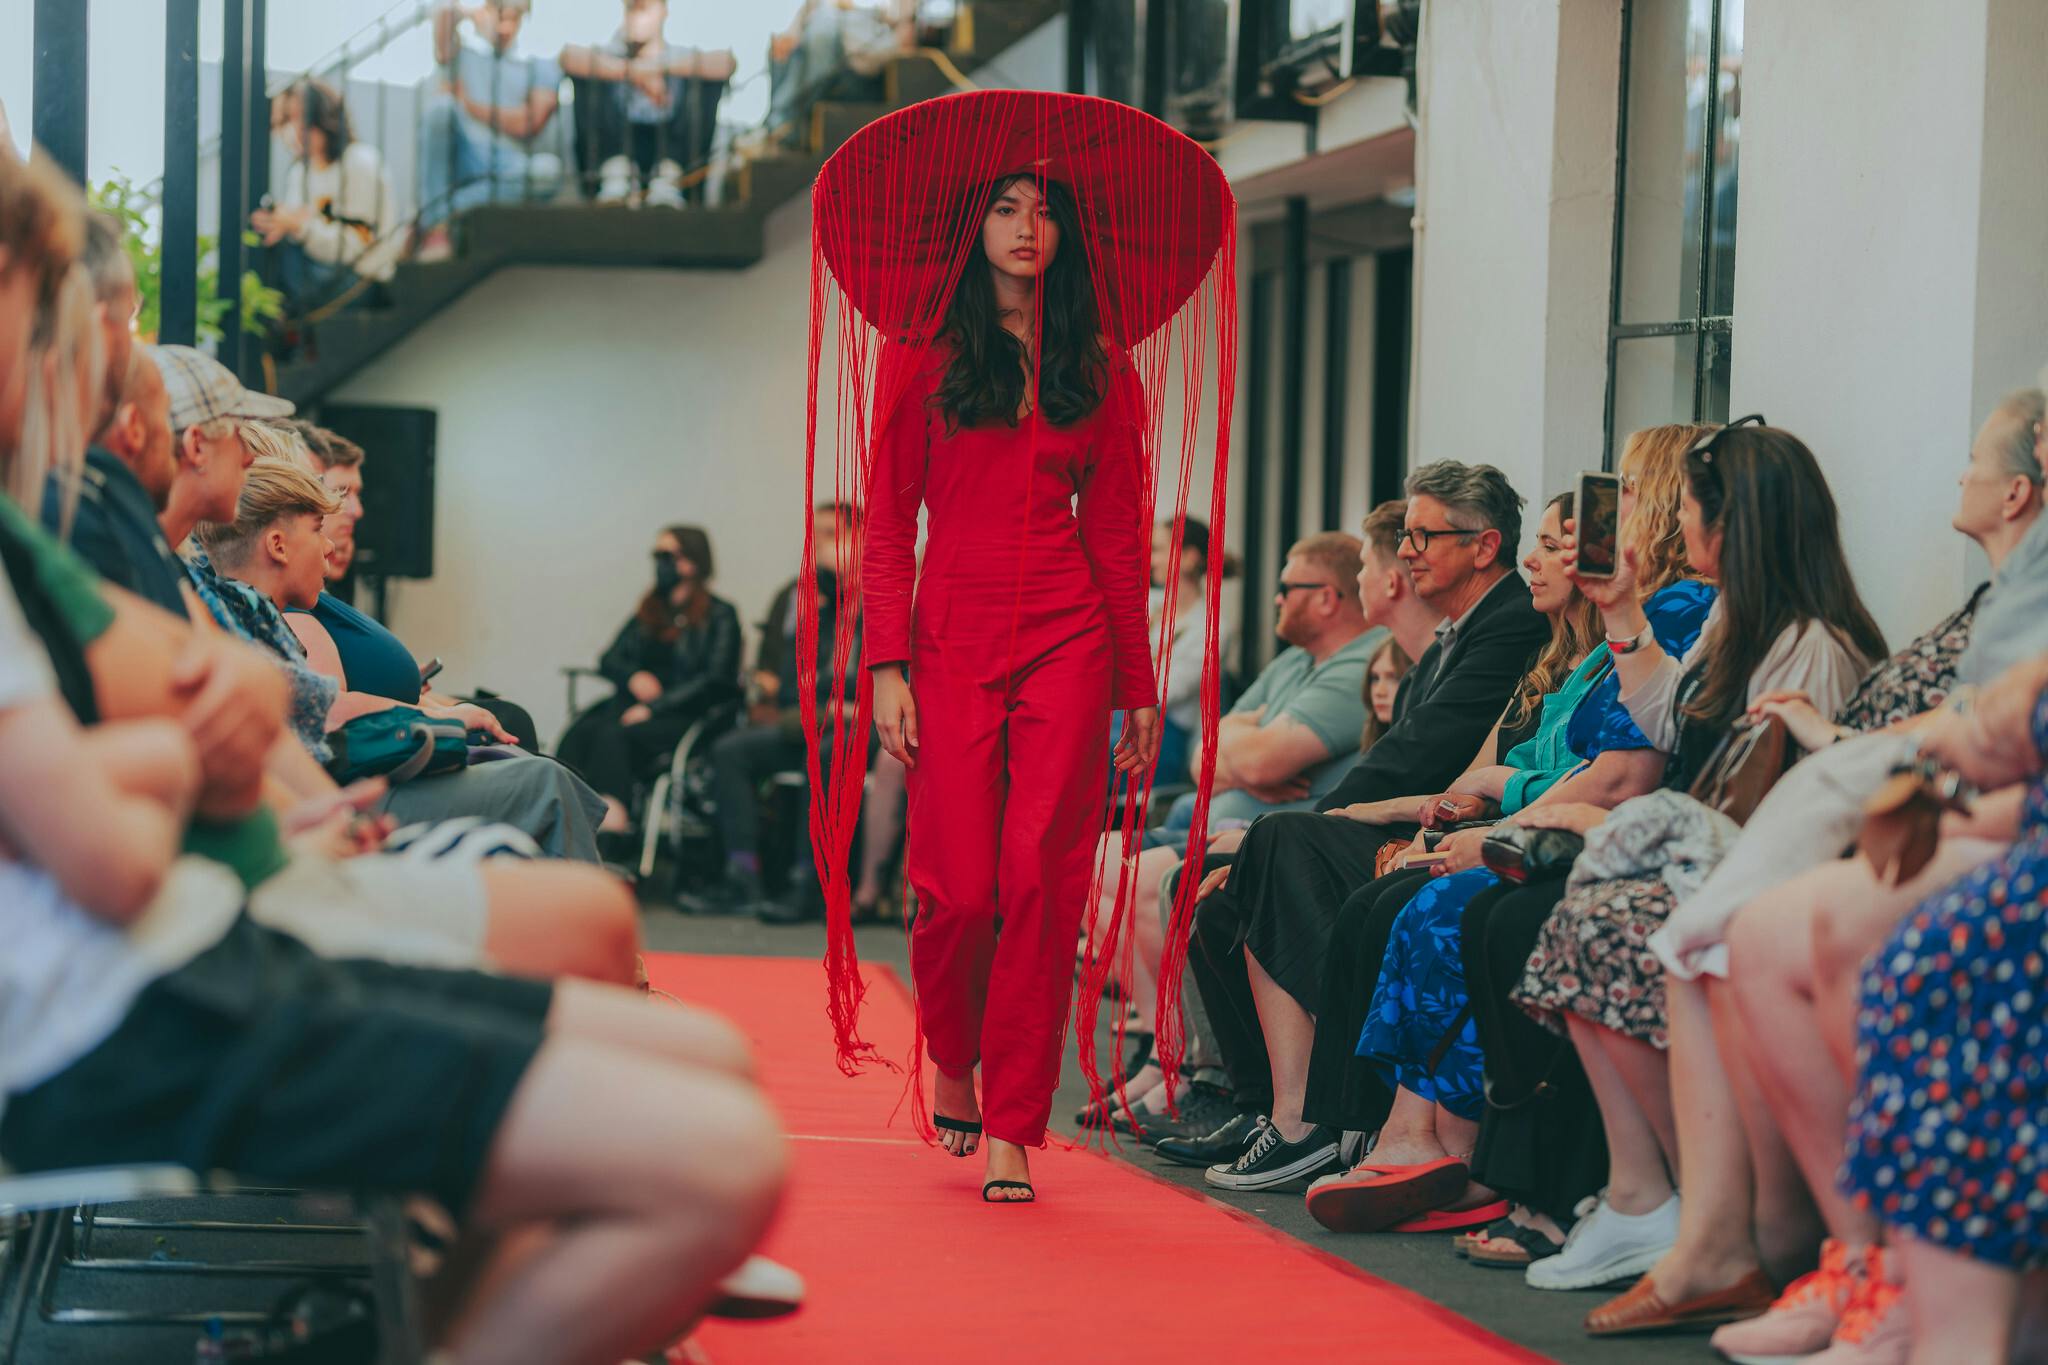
[813, 90, 1235, 347]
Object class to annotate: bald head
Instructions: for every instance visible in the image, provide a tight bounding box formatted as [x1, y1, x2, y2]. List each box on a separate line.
[99, 347, 176, 508]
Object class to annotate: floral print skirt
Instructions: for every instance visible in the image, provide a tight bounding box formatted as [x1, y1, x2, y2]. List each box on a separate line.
[1511, 873, 1679, 1049]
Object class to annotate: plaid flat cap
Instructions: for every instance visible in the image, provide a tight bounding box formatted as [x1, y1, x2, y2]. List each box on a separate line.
[149, 344, 295, 431]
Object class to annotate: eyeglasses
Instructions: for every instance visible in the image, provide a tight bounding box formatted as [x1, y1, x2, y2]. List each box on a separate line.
[1398, 525, 1480, 553]
[1274, 580, 1333, 599]
[1687, 413, 1768, 466]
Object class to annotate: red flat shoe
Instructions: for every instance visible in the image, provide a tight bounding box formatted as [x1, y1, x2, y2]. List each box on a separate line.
[1304, 1156, 1469, 1233]
[1391, 1198, 1510, 1234]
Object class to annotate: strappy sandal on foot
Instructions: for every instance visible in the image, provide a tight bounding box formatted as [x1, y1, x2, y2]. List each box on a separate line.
[1454, 1215, 1520, 1258]
[933, 1114, 982, 1156]
[1464, 1222, 1564, 1268]
[982, 1180, 1035, 1203]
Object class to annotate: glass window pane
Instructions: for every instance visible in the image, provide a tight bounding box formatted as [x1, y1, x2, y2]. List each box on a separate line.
[1612, 333, 1701, 443]
[1615, 0, 1716, 324]
[1705, 1, 1742, 317]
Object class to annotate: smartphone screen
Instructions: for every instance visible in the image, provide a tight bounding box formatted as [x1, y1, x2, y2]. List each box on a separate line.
[1576, 471, 1622, 580]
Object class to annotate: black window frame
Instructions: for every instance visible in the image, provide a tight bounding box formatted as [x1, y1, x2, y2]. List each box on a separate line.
[1601, 0, 1738, 466]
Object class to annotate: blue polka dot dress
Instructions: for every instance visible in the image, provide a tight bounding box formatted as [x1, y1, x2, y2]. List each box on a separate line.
[1841, 683, 2048, 1270]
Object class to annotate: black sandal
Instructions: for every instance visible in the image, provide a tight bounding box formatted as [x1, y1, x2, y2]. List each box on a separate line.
[982, 1180, 1035, 1203]
[933, 1114, 982, 1156]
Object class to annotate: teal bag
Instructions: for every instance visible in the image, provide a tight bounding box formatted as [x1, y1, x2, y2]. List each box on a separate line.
[325, 707, 470, 786]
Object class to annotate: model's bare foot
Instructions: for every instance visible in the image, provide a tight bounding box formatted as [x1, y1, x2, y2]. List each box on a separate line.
[933, 1068, 980, 1156]
[983, 1137, 1033, 1202]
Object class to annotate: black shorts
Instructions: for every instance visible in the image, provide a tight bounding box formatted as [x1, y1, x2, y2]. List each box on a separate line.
[0, 915, 553, 1216]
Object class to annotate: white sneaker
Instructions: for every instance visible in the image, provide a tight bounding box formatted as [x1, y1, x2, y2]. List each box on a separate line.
[645, 158, 687, 208]
[596, 154, 635, 204]
[1524, 1192, 1680, 1291]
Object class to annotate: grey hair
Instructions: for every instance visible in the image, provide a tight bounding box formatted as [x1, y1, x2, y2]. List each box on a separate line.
[1403, 460, 1526, 556]
[1999, 386, 2047, 482]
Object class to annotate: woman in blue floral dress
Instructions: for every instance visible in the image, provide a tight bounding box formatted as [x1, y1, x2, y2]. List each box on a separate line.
[1841, 651, 2048, 1362]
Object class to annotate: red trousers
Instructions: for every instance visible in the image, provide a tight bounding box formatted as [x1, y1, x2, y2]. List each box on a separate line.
[906, 620, 1110, 1147]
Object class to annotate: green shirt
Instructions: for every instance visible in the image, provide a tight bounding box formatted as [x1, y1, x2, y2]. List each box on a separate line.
[1, 494, 290, 891]
[1499, 645, 1611, 813]
[1210, 626, 1388, 824]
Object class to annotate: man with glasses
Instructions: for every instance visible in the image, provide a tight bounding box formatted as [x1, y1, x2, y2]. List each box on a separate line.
[1165, 461, 1550, 1179]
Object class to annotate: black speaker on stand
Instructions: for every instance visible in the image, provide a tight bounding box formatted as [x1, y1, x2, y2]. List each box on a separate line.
[314, 404, 437, 621]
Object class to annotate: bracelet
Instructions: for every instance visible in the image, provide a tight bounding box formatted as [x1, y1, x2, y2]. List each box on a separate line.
[1606, 625, 1651, 656]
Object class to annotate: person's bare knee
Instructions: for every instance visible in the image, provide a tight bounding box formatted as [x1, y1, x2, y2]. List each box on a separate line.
[482, 862, 640, 985]
[548, 979, 757, 1079]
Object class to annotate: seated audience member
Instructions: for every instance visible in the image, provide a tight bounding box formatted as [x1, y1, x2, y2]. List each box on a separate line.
[0, 158, 785, 1365]
[1828, 650, 2048, 1365]
[562, 0, 737, 206]
[1128, 514, 1237, 785]
[767, 0, 910, 136]
[252, 78, 401, 316]
[689, 503, 862, 922]
[285, 417, 364, 579]
[1084, 518, 1411, 1134]
[416, 0, 564, 261]
[1167, 462, 1549, 1169]
[1199, 491, 1621, 1194]
[556, 523, 743, 833]
[1499, 422, 1884, 1320]
[1677, 389, 2046, 1362]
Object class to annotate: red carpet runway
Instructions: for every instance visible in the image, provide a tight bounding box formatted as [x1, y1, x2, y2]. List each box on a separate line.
[645, 952, 1550, 1364]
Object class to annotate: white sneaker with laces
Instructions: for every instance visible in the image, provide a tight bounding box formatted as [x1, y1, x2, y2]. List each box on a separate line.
[596, 154, 636, 204]
[645, 158, 687, 208]
[1524, 1192, 1679, 1291]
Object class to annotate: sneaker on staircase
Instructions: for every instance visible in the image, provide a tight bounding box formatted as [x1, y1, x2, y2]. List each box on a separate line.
[644, 159, 688, 208]
[596, 154, 637, 204]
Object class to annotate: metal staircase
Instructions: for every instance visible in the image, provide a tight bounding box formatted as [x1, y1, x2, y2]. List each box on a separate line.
[272, 1, 1063, 408]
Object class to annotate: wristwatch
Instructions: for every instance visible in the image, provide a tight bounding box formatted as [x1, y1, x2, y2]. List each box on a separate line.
[1606, 625, 1651, 656]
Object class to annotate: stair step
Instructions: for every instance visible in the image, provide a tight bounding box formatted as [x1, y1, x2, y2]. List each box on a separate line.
[809, 100, 890, 156]
[886, 54, 956, 107]
[735, 154, 821, 214]
[957, 0, 1065, 63]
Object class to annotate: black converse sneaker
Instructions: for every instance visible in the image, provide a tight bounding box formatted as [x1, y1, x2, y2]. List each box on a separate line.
[1203, 1118, 1342, 1191]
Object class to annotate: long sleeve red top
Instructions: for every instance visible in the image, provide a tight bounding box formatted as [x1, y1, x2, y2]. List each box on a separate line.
[861, 350, 1158, 710]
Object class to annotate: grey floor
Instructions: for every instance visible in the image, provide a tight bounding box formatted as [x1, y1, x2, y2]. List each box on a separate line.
[644, 905, 1715, 1365]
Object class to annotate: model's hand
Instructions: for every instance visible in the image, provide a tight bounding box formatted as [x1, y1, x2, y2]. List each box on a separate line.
[1113, 706, 1161, 774]
[872, 665, 918, 769]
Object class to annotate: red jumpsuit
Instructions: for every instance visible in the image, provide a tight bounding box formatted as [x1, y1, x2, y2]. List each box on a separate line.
[863, 352, 1156, 1147]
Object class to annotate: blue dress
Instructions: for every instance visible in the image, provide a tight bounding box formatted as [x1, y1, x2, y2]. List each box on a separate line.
[1841, 680, 2048, 1270]
[1358, 581, 1718, 1119]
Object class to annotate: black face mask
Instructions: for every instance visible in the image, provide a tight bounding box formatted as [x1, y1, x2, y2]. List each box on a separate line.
[654, 552, 682, 594]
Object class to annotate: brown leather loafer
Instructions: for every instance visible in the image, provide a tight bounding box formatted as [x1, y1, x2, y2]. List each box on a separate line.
[1584, 1269, 1777, 1336]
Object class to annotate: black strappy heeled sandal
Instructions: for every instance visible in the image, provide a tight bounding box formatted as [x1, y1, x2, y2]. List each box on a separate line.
[933, 1114, 982, 1156]
[981, 1179, 1035, 1203]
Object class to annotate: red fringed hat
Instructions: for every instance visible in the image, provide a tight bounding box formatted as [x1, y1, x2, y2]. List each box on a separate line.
[799, 88, 1239, 1133]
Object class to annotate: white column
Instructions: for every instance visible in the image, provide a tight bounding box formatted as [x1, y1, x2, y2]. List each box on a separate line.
[1733, 0, 2048, 643]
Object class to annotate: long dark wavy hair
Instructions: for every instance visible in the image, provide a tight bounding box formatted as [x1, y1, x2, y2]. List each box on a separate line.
[932, 173, 1107, 432]
[637, 523, 715, 641]
[1681, 428, 1887, 725]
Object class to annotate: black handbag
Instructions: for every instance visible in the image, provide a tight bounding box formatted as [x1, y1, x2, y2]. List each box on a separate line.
[1479, 825, 1586, 884]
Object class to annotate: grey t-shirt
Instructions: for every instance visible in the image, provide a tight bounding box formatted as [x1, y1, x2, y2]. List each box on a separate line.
[1208, 626, 1386, 825]
[454, 39, 561, 139]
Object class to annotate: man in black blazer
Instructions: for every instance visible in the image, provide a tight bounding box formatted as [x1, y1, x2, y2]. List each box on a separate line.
[1168, 462, 1551, 1180]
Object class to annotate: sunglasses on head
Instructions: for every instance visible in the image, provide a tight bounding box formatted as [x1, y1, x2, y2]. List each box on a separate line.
[1687, 413, 1768, 466]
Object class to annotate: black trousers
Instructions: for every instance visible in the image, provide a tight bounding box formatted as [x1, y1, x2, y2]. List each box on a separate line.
[555, 695, 690, 805]
[709, 718, 807, 861]
[569, 75, 728, 190]
[1185, 813, 1412, 1108]
[1300, 866, 1438, 1133]
[1461, 877, 1607, 1223]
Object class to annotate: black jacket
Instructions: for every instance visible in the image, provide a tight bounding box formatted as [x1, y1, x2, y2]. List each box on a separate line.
[757, 575, 861, 708]
[597, 595, 743, 717]
[42, 448, 189, 618]
[1317, 571, 1550, 811]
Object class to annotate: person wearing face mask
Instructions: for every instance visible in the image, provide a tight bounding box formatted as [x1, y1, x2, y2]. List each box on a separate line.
[556, 524, 742, 835]
[686, 503, 865, 922]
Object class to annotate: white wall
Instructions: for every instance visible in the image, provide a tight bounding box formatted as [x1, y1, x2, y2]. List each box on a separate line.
[1733, 0, 2048, 645]
[333, 201, 818, 743]
[1409, 0, 1620, 541]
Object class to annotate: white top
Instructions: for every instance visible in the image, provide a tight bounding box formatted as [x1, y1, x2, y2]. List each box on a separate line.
[280, 143, 403, 283]
[1619, 598, 1873, 752]
[0, 576, 241, 1104]
[1158, 593, 1235, 734]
